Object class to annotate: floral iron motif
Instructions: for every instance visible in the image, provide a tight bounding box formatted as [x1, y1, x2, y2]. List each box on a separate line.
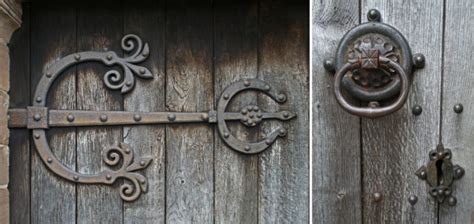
[7, 34, 296, 202]
[415, 144, 465, 206]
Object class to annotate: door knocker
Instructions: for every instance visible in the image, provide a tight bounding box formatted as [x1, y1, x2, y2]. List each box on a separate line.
[324, 9, 425, 118]
[8, 34, 296, 201]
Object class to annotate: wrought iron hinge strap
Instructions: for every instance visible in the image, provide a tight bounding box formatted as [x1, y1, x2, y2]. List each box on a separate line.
[7, 34, 297, 202]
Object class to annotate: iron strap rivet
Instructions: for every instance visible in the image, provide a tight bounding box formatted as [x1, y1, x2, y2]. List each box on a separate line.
[283, 111, 290, 118]
[264, 85, 271, 91]
[33, 114, 41, 121]
[168, 114, 176, 121]
[244, 146, 251, 151]
[67, 114, 75, 122]
[139, 161, 146, 166]
[278, 94, 286, 102]
[100, 114, 108, 122]
[133, 114, 142, 122]
[413, 53, 425, 68]
[453, 104, 463, 114]
[35, 97, 42, 103]
[408, 195, 418, 205]
[201, 113, 208, 121]
[367, 9, 381, 22]
[47, 157, 53, 163]
[106, 54, 113, 60]
[34, 134, 40, 139]
[74, 54, 81, 61]
[223, 132, 229, 138]
[125, 81, 133, 87]
[223, 94, 229, 100]
[73, 176, 79, 181]
[106, 175, 112, 180]
[139, 68, 146, 74]
[45, 72, 52, 78]
[447, 197, 457, 206]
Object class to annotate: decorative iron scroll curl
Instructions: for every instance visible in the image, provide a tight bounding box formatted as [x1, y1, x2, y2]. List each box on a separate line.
[31, 34, 154, 202]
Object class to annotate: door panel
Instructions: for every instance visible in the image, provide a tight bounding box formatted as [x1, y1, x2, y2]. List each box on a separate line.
[441, 0, 474, 223]
[8, 1, 309, 223]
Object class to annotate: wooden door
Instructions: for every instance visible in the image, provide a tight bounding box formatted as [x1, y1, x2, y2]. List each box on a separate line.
[8, 1, 309, 223]
[312, 0, 473, 223]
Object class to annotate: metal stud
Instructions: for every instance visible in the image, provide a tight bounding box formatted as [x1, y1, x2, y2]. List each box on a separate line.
[265, 139, 272, 145]
[46, 72, 52, 78]
[323, 58, 335, 72]
[412, 105, 422, 116]
[283, 111, 290, 118]
[126, 81, 133, 87]
[133, 114, 142, 122]
[413, 53, 425, 68]
[223, 132, 229, 138]
[373, 192, 382, 202]
[140, 160, 146, 166]
[33, 114, 41, 121]
[223, 94, 229, 100]
[408, 195, 418, 205]
[35, 96, 42, 103]
[453, 104, 463, 114]
[74, 54, 81, 61]
[367, 9, 381, 22]
[106, 175, 112, 180]
[168, 114, 176, 121]
[67, 114, 75, 122]
[447, 196, 457, 206]
[47, 157, 53, 163]
[73, 175, 79, 181]
[278, 94, 286, 102]
[100, 114, 108, 122]
[34, 134, 40, 139]
[243, 80, 250, 87]
[106, 54, 113, 60]
[279, 128, 287, 136]
[264, 85, 271, 91]
[244, 146, 251, 151]
[201, 113, 208, 121]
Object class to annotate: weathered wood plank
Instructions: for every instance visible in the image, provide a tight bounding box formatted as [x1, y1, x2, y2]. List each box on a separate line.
[312, 1, 362, 223]
[440, 0, 474, 223]
[76, 4, 123, 223]
[165, 1, 214, 223]
[258, 0, 309, 223]
[361, 1, 443, 223]
[214, 0, 259, 223]
[29, 3, 77, 224]
[123, 0, 166, 223]
[8, 4, 30, 224]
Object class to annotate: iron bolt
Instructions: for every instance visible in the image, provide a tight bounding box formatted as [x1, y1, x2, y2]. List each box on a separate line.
[408, 195, 418, 205]
[36, 96, 42, 103]
[126, 81, 133, 87]
[140, 160, 146, 166]
[73, 176, 79, 181]
[373, 192, 382, 202]
[201, 113, 208, 121]
[243, 80, 250, 86]
[223, 94, 229, 100]
[323, 58, 335, 72]
[283, 112, 290, 118]
[133, 114, 142, 122]
[168, 114, 176, 121]
[278, 94, 286, 102]
[244, 146, 251, 151]
[223, 132, 229, 138]
[33, 114, 41, 121]
[74, 54, 81, 61]
[447, 196, 457, 206]
[34, 134, 40, 139]
[413, 53, 425, 68]
[265, 139, 272, 145]
[47, 157, 53, 163]
[106, 54, 113, 60]
[453, 104, 463, 114]
[139, 68, 146, 74]
[264, 85, 271, 91]
[100, 114, 108, 122]
[67, 114, 75, 122]
[455, 167, 465, 178]
[412, 105, 422, 116]
[46, 72, 52, 78]
[367, 9, 381, 22]
[106, 175, 112, 180]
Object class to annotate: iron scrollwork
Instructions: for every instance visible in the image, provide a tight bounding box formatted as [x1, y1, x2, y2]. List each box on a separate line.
[8, 34, 296, 202]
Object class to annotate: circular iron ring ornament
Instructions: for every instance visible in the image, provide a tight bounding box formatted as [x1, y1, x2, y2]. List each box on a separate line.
[324, 9, 425, 118]
[216, 79, 295, 154]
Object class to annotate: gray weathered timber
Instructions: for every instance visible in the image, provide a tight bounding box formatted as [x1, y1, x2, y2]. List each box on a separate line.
[214, 0, 259, 223]
[440, 0, 474, 223]
[312, 1, 362, 223]
[165, 1, 214, 223]
[361, 1, 442, 223]
[123, 1, 166, 223]
[30, 4, 77, 224]
[8, 4, 30, 224]
[258, 0, 309, 223]
[76, 4, 123, 223]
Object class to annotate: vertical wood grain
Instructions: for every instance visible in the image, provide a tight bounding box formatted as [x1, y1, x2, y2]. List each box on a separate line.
[165, 1, 214, 223]
[123, 0, 166, 223]
[361, 1, 443, 223]
[30, 3, 77, 224]
[258, 0, 309, 223]
[76, 3, 123, 223]
[8, 4, 30, 224]
[440, 0, 474, 223]
[311, 0, 362, 223]
[213, 0, 259, 223]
